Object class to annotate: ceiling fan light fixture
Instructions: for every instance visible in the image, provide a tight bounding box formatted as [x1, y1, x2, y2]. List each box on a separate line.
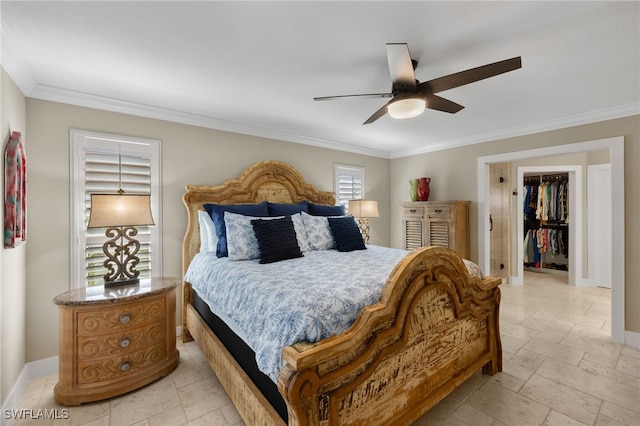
[387, 96, 425, 119]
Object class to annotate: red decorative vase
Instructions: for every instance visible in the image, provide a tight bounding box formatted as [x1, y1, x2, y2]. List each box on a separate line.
[417, 177, 431, 201]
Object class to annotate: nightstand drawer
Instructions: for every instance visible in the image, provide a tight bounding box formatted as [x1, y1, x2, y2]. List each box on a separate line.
[77, 341, 167, 384]
[77, 298, 165, 335]
[77, 321, 165, 360]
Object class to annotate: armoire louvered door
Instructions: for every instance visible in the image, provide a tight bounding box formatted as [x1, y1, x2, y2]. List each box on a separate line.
[400, 201, 470, 259]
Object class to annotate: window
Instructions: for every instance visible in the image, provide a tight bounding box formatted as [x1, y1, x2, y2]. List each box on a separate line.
[70, 130, 162, 288]
[334, 163, 365, 212]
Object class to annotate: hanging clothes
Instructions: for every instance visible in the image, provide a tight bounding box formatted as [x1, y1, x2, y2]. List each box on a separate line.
[523, 174, 569, 271]
[523, 229, 541, 268]
[532, 177, 568, 224]
[4, 131, 27, 248]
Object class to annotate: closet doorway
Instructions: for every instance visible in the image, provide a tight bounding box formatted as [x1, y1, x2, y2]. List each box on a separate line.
[477, 136, 625, 343]
[516, 165, 581, 287]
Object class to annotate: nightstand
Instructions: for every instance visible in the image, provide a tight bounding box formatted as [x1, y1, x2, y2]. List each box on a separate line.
[53, 277, 180, 405]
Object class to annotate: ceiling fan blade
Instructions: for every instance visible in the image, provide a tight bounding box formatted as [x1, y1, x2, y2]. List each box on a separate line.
[386, 43, 417, 91]
[425, 93, 464, 114]
[363, 100, 394, 125]
[422, 56, 522, 94]
[314, 93, 392, 101]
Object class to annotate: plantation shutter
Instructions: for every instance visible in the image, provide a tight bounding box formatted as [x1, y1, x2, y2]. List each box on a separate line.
[71, 130, 162, 289]
[84, 152, 153, 286]
[334, 164, 365, 212]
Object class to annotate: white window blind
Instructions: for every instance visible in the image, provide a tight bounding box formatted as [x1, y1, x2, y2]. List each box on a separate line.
[334, 164, 365, 212]
[70, 130, 162, 288]
[84, 153, 153, 286]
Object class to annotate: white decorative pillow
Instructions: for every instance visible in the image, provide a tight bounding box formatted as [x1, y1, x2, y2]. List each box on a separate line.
[198, 210, 217, 253]
[301, 211, 336, 250]
[225, 212, 309, 260]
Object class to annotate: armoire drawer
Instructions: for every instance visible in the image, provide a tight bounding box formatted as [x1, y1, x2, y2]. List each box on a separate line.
[426, 206, 452, 219]
[401, 207, 425, 218]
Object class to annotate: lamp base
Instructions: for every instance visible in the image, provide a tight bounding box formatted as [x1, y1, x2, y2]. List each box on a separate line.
[104, 277, 140, 288]
[356, 218, 370, 244]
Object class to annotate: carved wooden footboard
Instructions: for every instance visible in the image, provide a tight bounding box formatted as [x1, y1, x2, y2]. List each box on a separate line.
[278, 245, 501, 425]
[182, 160, 501, 426]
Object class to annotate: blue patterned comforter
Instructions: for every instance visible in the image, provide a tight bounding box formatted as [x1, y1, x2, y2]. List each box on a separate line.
[184, 245, 409, 382]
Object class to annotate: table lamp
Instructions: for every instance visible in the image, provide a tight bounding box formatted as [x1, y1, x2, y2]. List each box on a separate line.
[348, 199, 379, 244]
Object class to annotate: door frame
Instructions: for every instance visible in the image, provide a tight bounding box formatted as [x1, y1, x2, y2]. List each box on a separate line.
[588, 163, 612, 288]
[477, 136, 624, 343]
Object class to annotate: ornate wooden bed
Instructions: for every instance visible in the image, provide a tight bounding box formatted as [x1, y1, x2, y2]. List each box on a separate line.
[181, 160, 502, 426]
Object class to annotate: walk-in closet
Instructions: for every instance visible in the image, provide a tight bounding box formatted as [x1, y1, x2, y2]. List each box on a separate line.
[523, 172, 570, 278]
[483, 141, 621, 342]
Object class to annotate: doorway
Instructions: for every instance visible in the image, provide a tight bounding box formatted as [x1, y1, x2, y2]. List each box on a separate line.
[476, 136, 625, 343]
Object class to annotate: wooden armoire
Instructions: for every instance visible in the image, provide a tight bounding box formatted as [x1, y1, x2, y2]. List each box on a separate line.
[400, 201, 470, 259]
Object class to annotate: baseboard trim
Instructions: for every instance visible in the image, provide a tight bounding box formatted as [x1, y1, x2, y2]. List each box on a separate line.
[625, 330, 640, 348]
[1, 326, 183, 426]
[1, 356, 57, 426]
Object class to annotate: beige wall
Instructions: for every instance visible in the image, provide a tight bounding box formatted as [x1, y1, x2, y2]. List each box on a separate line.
[24, 99, 390, 362]
[389, 115, 640, 333]
[1, 70, 27, 403]
[11, 91, 640, 372]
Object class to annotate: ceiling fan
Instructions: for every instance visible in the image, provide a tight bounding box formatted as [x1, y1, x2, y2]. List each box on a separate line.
[314, 43, 522, 124]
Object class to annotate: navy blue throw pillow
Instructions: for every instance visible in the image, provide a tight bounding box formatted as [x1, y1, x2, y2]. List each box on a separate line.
[204, 201, 269, 257]
[251, 216, 303, 264]
[308, 203, 345, 216]
[267, 200, 309, 216]
[328, 216, 367, 252]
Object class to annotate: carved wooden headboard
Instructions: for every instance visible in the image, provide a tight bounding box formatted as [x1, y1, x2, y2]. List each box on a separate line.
[181, 160, 335, 277]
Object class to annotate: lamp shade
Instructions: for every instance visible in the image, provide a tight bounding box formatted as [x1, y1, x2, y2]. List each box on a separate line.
[348, 199, 379, 218]
[387, 96, 425, 119]
[88, 194, 155, 228]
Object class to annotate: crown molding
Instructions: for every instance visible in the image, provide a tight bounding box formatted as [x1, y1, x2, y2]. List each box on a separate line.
[27, 83, 393, 159]
[1, 21, 37, 93]
[390, 102, 640, 159]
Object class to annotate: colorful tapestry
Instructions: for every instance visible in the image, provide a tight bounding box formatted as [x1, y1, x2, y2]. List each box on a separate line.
[4, 131, 27, 248]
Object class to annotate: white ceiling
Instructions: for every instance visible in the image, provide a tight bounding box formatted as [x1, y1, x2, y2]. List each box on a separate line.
[2, 1, 639, 158]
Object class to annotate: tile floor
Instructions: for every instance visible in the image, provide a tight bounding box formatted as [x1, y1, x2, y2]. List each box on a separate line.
[10, 272, 640, 425]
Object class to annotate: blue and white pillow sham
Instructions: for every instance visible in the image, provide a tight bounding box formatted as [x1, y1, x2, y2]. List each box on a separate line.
[300, 211, 337, 250]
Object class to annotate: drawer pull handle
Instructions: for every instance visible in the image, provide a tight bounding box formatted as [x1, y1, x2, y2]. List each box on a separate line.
[435, 209, 442, 213]
[119, 361, 131, 372]
[410, 209, 417, 213]
[119, 337, 131, 348]
[119, 314, 131, 324]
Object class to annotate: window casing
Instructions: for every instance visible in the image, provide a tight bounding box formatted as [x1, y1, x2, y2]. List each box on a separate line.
[334, 163, 365, 212]
[70, 130, 162, 288]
